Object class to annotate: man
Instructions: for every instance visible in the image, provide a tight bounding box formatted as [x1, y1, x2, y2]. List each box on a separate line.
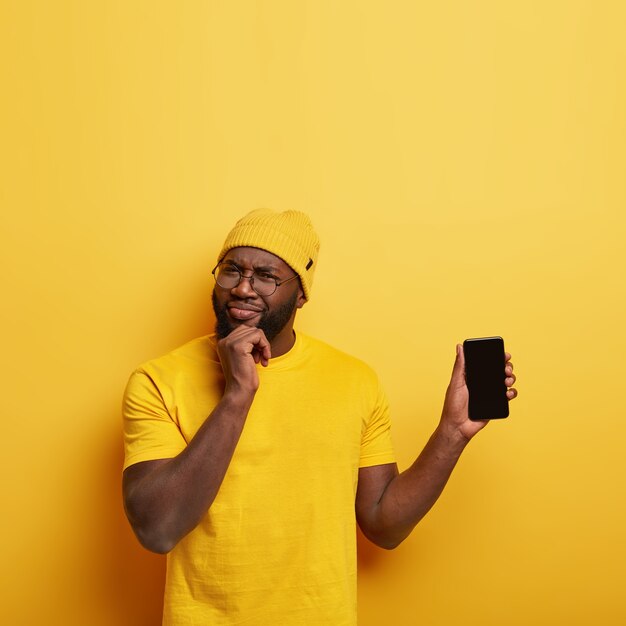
[122, 208, 518, 625]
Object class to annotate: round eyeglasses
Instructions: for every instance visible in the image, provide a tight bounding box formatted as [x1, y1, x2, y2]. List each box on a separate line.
[211, 262, 299, 297]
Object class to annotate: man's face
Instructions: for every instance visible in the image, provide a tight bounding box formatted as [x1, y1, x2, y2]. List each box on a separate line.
[212, 247, 306, 343]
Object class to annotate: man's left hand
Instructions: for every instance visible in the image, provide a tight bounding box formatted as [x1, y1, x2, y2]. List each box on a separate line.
[440, 344, 518, 442]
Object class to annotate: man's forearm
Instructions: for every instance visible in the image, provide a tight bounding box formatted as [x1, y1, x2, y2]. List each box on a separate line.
[123, 392, 253, 553]
[371, 426, 469, 549]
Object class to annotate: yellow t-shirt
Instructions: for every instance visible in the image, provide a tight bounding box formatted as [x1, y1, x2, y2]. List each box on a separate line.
[123, 331, 396, 625]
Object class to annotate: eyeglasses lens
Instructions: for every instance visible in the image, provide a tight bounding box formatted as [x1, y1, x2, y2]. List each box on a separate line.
[214, 265, 276, 296]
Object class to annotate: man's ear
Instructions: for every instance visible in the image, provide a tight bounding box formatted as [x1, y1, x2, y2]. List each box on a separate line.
[296, 284, 307, 309]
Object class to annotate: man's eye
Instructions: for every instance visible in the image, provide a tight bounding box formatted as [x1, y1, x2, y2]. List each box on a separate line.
[255, 272, 276, 281]
[222, 266, 239, 275]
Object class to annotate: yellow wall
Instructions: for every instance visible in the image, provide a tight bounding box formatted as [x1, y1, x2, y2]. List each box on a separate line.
[2, 2, 625, 624]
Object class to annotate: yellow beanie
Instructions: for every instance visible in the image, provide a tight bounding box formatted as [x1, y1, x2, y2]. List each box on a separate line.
[218, 209, 320, 301]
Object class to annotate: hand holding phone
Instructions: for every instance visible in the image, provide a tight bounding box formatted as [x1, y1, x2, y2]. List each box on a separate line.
[463, 336, 510, 421]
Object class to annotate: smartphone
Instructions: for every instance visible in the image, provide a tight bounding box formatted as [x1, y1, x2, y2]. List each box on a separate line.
[463, 336, 509, 421]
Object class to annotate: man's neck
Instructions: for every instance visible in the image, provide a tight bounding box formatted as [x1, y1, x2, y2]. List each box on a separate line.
[269, 329, 296, 359]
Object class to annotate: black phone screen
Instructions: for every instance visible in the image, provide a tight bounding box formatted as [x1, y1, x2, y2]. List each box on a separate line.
[463, 337, 509, 421]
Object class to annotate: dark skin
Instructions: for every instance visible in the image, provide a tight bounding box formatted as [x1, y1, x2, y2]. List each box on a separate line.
[356, 345, 516, 548]
[123, 246, 518, 553]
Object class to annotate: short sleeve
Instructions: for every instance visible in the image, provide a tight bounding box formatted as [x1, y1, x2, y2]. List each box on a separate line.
[122, 369, 187, 471]
[359, 377, 396, 468]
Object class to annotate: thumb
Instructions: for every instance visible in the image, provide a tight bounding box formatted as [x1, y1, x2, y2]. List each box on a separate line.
[450, 344, 466, 388]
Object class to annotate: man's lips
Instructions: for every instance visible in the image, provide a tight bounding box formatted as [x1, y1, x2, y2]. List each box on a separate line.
[227, 304, 264, 321]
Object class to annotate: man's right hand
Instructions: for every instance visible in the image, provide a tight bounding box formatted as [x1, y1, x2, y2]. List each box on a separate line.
[124, 325, 270, 554]
[216, 325, 272, 395]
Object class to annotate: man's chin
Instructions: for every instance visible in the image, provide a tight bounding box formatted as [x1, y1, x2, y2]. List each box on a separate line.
[232, 318, 261, 330]
[214, 314, 260, 339]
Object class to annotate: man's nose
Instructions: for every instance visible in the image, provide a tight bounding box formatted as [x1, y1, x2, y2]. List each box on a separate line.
[231, 273, 256, 297]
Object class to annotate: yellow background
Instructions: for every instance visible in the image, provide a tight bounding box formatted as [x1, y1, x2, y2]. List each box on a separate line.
[2, 1, 625, 624]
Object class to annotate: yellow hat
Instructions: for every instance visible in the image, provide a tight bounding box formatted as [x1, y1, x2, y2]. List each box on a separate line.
[218, 209, 320, 301]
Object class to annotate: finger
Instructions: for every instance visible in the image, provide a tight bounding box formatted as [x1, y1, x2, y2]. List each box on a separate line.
[505, 364, 514, 377]
[253, 342, 270, 367]
[252, 346, 269, 367]
[237, 324, 267, 347]
[505, 352, 513, 363]
[262, 343, 271, 365]
[506, 387, 517, 400]
[505, 375, 516, 387]
[450, 344, 466, 387]
[250, 328, 271, 366]
[230, 326, 270, 362]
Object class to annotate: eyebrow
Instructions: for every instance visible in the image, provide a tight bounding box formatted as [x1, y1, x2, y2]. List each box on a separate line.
[227, 261, 280, 274]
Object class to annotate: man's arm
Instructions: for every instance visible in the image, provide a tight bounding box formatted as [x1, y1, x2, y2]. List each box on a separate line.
[122, 325, 271, 554]
[355, 345, 517, 550]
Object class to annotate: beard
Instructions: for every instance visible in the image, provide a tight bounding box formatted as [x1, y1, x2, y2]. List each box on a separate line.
[212, 289, 299, 342]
